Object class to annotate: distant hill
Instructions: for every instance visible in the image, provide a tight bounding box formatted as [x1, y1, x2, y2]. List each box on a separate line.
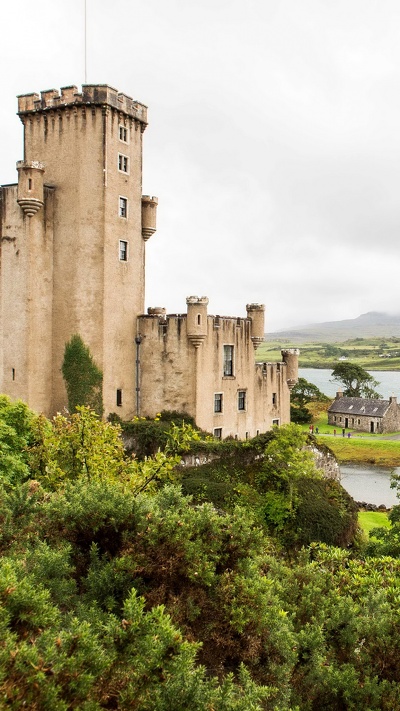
[266, 312, 400, 343]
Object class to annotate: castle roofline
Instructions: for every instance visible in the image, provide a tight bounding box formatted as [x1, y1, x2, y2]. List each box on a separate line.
[17, 84, 148, 125]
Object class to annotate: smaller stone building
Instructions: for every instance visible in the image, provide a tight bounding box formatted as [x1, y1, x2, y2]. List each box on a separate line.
[328, 392, 400, 433]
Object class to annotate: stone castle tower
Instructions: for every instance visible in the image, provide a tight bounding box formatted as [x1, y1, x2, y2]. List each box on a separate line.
[1, 83, 298, 437]
[0, 85, 157, 417]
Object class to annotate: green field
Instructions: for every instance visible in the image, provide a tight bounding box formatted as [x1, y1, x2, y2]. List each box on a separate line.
[318, 435, 400, 466]
[358, 510, 390, 538]
[256, 336, 400, 370]
[303, 411, 400, 466]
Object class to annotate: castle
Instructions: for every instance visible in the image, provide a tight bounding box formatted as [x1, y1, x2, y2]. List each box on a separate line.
[0, 84, 298, 439]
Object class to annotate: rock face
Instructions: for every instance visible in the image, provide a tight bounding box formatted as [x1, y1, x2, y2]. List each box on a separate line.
[310, 444, 340, 481]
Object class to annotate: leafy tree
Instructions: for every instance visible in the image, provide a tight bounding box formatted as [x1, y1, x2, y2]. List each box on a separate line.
[62, 334, 103, 415]
[291, 378, 329, 408]
[291, 377, 329, 424]
[331, 362, 381, 398]
[32, 406, 128, 488]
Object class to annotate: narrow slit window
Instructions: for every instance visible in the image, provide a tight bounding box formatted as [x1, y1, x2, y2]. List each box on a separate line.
[12, 368, 15, 381]
[119, 197, 128, 218]
[116, 389, 123, 407]
[119, 240, 128, 261]
[223, 345, 234, 376]
[28, 179, 32, 190]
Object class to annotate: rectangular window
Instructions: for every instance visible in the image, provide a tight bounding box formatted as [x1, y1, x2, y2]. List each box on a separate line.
[223, 345, 234, 376]
[118, 154, 129, 173]
[213, 428, 222, 439]
[238, 390, 246, 411]
[272, 419, 279, 426]
[119, 240, 128, 261]
[119, 196, 128, 218]
[119, 125, 128, 142]
[272, 392, 277, 405]
[116, 389, 122, 407]
[214, 393, 223, 413]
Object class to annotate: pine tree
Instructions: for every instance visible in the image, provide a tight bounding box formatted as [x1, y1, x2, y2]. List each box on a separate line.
[62, 334, 103, 416]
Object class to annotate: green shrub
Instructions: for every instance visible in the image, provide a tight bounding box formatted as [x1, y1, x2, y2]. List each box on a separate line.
[62, 334, 103, 416]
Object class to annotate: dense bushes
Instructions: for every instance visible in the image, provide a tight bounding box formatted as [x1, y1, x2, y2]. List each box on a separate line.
[2, 399, 400, 708]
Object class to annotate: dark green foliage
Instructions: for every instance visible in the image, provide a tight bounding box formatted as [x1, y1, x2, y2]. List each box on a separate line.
[62, 334, 103, 416]
[158, 409, 196, 426]
[291, 377, 329, 423]
[331, 362, 381, 398]
[181, 424, 358, 551]
[290, 403, 313, 423]
[2, 402, 400, 708]
[121, 418, 186, 458]
[288, 477, 359, 548]
[2, 475, 400, 709]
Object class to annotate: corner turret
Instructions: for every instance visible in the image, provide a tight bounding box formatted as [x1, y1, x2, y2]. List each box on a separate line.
[281, 348, 300, 390]
[141, 196, 158, 241]
[246, 303, 265, 349]
[16, 161, 45, 217]
[186, 296, 209, 348]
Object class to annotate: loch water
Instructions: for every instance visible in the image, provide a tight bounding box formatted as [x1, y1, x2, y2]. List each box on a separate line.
[299, 368, 400, 399]
[340, 464, 399, 507]
[299, 368, 400, 505]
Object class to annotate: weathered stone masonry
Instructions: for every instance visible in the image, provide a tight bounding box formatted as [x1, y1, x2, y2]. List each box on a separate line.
[0, 84, 298, 438]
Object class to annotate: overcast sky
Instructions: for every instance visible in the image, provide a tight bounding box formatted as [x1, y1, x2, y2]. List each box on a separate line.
[1, 0, 400, 331]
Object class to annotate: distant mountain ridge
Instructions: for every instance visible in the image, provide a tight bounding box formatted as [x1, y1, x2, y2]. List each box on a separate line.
[266, 312, 400, 343]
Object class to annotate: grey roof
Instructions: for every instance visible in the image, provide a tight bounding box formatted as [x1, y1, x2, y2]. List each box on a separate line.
[328, 397, 390, 418]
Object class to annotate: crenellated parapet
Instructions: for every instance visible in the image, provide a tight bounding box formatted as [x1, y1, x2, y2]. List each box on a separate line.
[17, 84, 148, 127]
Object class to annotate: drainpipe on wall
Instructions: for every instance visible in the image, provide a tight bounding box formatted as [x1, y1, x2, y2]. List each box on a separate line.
[135, 336, 142, 416]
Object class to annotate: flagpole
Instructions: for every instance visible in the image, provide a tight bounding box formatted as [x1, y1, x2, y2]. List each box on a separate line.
[84, 0, 87, 83]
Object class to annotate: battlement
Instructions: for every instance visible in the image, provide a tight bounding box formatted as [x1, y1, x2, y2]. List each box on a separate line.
[17, 84, 148, 124]
[246, 303, 265, 312]
[186, 296, 209, 306]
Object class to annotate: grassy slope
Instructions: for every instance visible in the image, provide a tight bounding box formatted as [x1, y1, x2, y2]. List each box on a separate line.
[358, 511, 390, 537]
[323, 436, 400, 466]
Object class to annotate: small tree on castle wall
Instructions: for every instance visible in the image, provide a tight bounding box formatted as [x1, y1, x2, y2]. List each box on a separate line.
[62, 334, 103, 416]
